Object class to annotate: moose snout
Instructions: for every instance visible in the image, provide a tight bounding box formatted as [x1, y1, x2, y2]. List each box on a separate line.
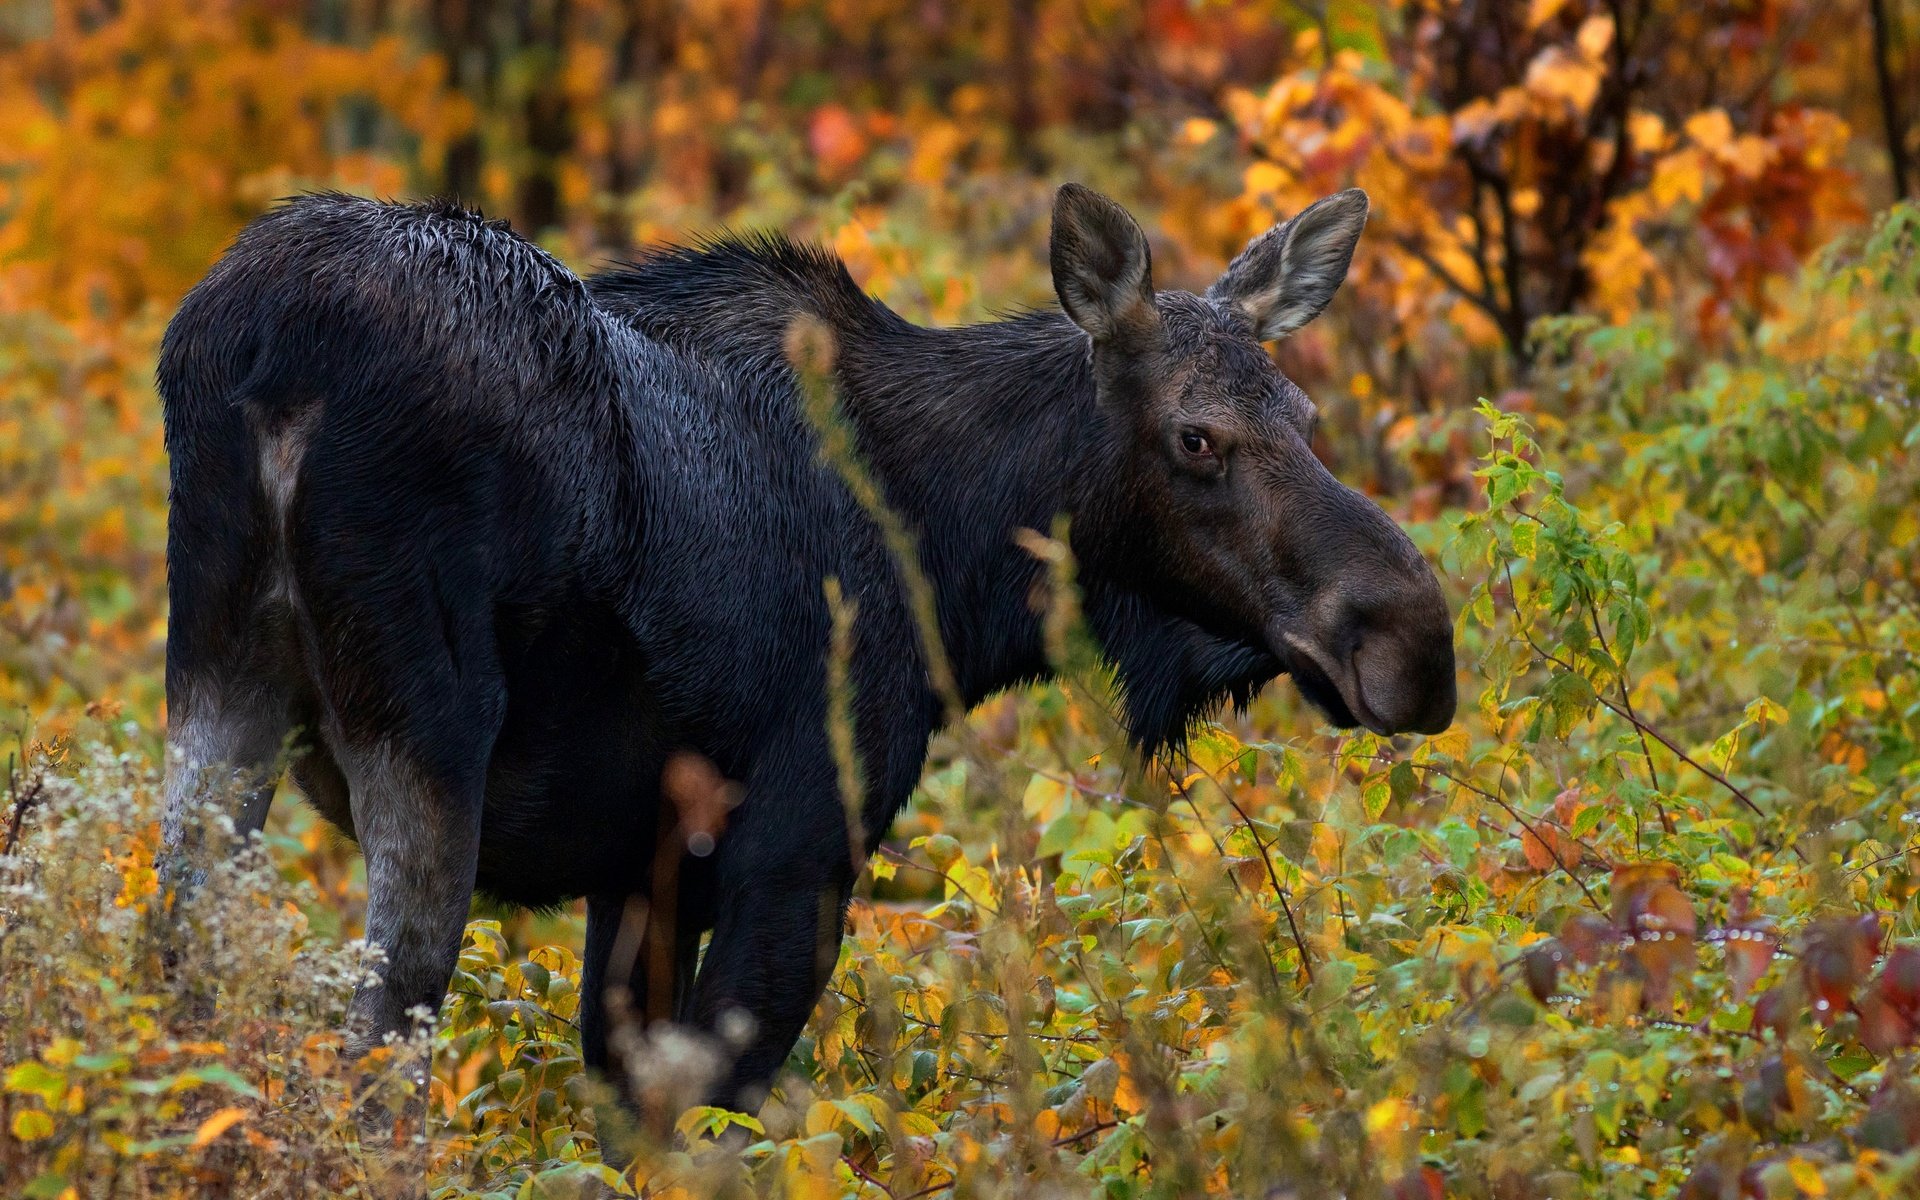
[1274, 530, 1458, 737]
[1349, 612, 1457, 735]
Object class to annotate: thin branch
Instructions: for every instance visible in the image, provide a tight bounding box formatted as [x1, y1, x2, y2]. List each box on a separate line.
[1407, 761, 1605, 912]
[1174, 770, 1313, 987]
[1500, 582, 1803, 860]
[1583, 594, 1674, 835]
[1870, 0, 1916, 199]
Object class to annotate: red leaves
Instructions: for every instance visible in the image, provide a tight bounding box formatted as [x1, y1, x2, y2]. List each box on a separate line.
[1800, 914, 1885, 1025]
[1744, 915, 1916, 1055]
[1719, 889, 1778, 1001]
[1611, 863, 1697, 1013]
[1853, 988, 1913, 1056]
[1749, 986, 1795, 1041]
[1389, 1165, 1446, 1200]
[1879, 945, 1920, 1018]
[1849, 930, 1919, 1054]
[1540, 871, 1917, 1064]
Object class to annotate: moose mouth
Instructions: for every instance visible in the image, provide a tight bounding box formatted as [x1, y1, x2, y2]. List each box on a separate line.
[1275, 629, 1379, 735]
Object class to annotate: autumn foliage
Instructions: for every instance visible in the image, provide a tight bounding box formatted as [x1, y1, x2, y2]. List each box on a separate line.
[3, 1, 1920, 1196]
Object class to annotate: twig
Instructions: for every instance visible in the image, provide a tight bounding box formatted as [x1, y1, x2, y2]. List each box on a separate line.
[1174, 767, 1313, 987]
[1583, 593, 1675, 836]
[1406, 761, 1605, 912]
[1500, 565, 1802, 859]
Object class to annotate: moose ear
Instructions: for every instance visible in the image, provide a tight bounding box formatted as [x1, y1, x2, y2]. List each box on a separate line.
[1050, 183, 1159, 344]
[1207, 189, 1369, 340]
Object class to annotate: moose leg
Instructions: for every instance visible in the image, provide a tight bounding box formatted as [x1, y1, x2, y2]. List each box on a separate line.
[690, 863, 850, 1111]
[580, 892, 628, 1079]
[160, 670, 293, 892]
[686, 747, 852, 1112]
[337, 739, 491, 1059]
[581, 892, 706, 1088]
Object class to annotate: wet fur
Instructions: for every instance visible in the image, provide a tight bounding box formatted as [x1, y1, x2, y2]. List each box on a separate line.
[161, 195, 1319, 1107]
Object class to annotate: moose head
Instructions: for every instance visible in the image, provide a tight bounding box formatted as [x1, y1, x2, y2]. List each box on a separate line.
[1052, 183, 1456, 736]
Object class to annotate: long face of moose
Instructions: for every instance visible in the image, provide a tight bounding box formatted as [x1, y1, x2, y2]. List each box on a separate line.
[1052, 184, 1457, 736]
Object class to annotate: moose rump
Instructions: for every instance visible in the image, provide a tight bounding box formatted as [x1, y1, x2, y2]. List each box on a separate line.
[159, 196, 712, 1070]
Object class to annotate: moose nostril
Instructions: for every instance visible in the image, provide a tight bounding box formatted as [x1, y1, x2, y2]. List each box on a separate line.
[1345, 607, 1457, 735]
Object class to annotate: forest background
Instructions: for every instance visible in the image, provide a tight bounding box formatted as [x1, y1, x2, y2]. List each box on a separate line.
[3, 1, 1920, 1196]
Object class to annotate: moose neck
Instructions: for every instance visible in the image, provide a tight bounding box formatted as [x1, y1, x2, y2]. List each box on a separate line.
[831, 310, 1280, 749]
[831, 310, 1096, 707]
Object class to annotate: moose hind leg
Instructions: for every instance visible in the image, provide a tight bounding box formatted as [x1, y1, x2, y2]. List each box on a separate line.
[161, 671, 293, 893]
[307, 572, 505, 1057]
[338, 738, 492, 1058]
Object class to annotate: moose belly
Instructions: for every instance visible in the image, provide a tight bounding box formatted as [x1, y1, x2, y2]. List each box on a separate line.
[469, 599, 665, 909]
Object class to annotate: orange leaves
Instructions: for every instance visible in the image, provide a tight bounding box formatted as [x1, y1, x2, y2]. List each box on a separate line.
[1520, 785, 1592, 872]
[808, 104, 869, 181]
[189, 1106, 249, 1149]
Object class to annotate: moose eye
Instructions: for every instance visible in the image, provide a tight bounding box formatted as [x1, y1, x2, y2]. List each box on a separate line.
[1180, 430, 1213, 457]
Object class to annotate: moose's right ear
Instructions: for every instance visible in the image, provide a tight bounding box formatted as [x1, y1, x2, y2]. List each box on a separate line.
[1050, 184, 1159, 344]
[1208, 189, 1369, 340]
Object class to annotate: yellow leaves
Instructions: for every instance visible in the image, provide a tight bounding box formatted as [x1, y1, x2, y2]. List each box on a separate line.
[1021, 773, 1071, 823]
[1650, 149, 1710, 207]
[1524, 46, 1603, 120]
[1526, 0, 1571, 28]
[773, 1131, 847, 1198]
[1889, 507, 1920, 550]
[1785, 1157, 1828, 1196]
[1575, 14, 1615, 59]
[1517, 14, 1613, 123]
[1178, 118, 1219, 146]
[11, 1107, 55, 1141]
[1364, 1095, 1413, 1139]
[1110, 1051, 1148, 1114]
[1686, 108, 1736, 153]
[189, 1107, 248, 1149]
[1676, 107, 1775, 181]
[1242, 161, 1293, 211]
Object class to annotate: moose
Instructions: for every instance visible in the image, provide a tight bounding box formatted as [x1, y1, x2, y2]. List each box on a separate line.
[158, 184, 1455, 1114]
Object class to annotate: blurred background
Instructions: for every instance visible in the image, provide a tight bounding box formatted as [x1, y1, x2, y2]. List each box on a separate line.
[1, 0, 1912, 725]
[6, 6, 1920, 1194]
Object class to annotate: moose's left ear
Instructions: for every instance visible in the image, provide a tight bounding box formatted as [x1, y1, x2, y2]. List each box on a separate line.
[1051, 183, 1160, 345]
[1207, 189, 1369, 340]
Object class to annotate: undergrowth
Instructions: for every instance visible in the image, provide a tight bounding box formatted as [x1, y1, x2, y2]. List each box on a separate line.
[3, 211, 1919, 1199]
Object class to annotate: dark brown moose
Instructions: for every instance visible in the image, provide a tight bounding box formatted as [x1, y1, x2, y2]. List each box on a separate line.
[158, 184, 1455, 1115]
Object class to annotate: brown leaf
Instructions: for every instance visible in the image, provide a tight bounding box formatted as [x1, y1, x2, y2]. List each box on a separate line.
[1859, 1078, 1920, 1155]
[1800, 915, 1884, 1025]
[1741, 1053, 1809, 1137]
[1560, 911, 1619, 965]
[1612, 864, 1696, 1012]
[1855, 987, 1916, 1056]
[1750, 986, 1796, 1041]
[1719, 914, 1778, 1001]
[1524, 940, 1565, 1002]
